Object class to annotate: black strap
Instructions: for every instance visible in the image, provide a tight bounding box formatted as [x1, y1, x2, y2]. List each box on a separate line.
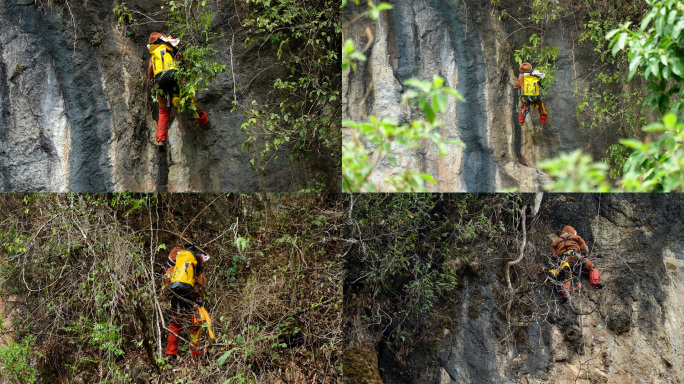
[560, 235, 579, 255]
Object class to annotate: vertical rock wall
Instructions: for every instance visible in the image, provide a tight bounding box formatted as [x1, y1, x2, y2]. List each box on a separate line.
[377, 194, 684, 383]
[0, 0, 336, 192]
[343, 0, 627, 192]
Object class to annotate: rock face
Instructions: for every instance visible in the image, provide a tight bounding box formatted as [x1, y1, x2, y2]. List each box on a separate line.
[343, 0, 640, 192]
[378, 194, 684, 383]
[0, 0, 337, 192]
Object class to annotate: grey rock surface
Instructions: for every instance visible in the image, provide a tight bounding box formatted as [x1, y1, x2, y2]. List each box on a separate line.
[0, 0, 339, 192]
[378, 194, 684, 384]
[343, 0, 640, 192]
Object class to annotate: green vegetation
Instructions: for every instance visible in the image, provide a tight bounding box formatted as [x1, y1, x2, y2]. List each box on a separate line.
[513, 34, 559, 95]
[570, 1, 650, 178]
[344, 194, 524, 356]
[342, 76, 464, 192]
[239, 0, 341, 177]
[608, 0, 684, 114]
[541, 114, 684, 192]
[539, 150, 612, 192]
[342, 1, 464, 192]
[0, 336, 40, 384]
[113, 2, 133, 26]
[161, 0, 228, 116]
[0, 194, 342, 383]
[541, 0, 684, 192]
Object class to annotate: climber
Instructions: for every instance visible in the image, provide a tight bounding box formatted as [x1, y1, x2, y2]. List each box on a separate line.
[164, 244, 212, 357]
[550, 225, 603, 300]
[514, 62, 547, 125]
[148, 32, 208, 145]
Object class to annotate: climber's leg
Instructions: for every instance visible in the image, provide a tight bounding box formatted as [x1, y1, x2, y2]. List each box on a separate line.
[539, 100, 548, 124]
[165, 316, 181, 356]
[519, 102, 527, 123]
[188, 98, 208, 126]
[190, 308, 202, 356]
[581, 259, 603, 288]
[559, 281, 571, 299]
[195, 109, 208, 127]
[589, 269, 602, 288]
[171, 96, 208, 126]
[157, 101, 171, 143]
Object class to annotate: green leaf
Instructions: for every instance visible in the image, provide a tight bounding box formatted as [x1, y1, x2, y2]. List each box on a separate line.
[667, 10, 677, 27]
[404, 78, 431, 93]
[620, 138, 647, 151]
[656, 14, 664, 35]
[673, 20, 684, 39]
[434, 93, 448, 113]
[217, 350, 233, 366]
[605, 28, 620, 40]
[628, 55, 641, 80]
[663, 113, 677, 128]
[641, 11, 656, 31]
[377, 3, 393, 11]
[612, 33, 627, 57]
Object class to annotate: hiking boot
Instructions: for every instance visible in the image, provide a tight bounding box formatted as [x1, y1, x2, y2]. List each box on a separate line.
[589, 269, 602, 288]
[195, 110, 208, 127]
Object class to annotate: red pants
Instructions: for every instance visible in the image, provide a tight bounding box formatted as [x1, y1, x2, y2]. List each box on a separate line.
[156, 95, 207, 142]
[165, 308, 202, 356]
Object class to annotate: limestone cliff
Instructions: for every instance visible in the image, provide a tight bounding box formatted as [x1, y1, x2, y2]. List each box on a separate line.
[0, 0, 340, 192]
[349, 194, 684, 383]
[342, 1, 650, 192]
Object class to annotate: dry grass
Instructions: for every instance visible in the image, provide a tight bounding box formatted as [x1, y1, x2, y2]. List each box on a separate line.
[0, 193, 342, 384]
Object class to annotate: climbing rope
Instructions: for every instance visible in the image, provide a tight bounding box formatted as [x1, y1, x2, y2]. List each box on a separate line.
[176, 115, 186, 137]
[577, 194, 601, 381]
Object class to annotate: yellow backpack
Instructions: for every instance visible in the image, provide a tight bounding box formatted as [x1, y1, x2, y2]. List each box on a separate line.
[170, 250, 197, 287]
[522, 74, 541, 102]
[149, 43, 178, 78]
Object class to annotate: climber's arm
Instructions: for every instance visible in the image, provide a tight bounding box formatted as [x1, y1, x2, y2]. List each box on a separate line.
[514, 75, 523, 89]
[577, 236, 589, 256]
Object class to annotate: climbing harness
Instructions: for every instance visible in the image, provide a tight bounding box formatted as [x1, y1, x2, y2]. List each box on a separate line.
[549, 254, 585, 300]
